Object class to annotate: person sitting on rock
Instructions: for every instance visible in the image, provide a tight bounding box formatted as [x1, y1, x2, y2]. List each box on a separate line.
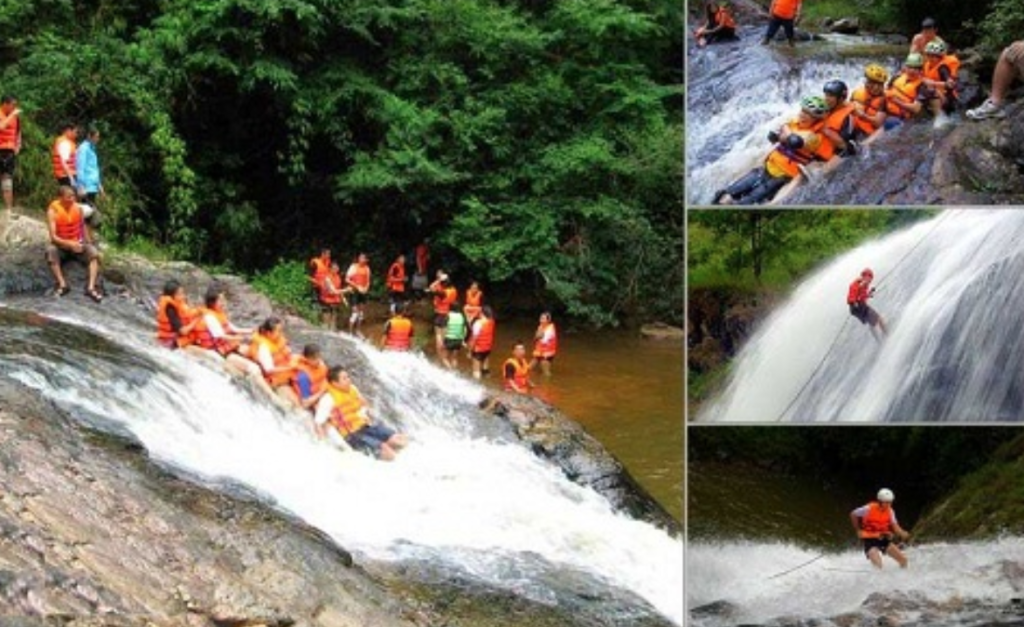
[884, 54, 927, 128]
[850, 488, 910, 569]
[921, 39, 960, 126]
[291, 344, 329, 412]
[247, 316, 300, 407]
[155, 279, 197, 349]
[713, 95, 831, 205]
[314, 366, 409, 461]
[821, 80, 857, 158]
[909, 17, 939, 56]
[849, 64, 890, 139]
[967, 40, 1024, 121]
[695, 1, 737, 48]
[46, 185, 103, 302]
[847, 268, 887, 341]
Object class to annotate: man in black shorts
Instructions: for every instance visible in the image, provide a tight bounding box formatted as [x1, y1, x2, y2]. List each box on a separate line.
[0, 96, 22, 217]
[850, 488, 910, 569]
[846, 268, 888, 339]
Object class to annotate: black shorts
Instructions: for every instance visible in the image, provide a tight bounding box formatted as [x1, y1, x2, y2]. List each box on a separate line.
[0, 150, 16, 177]
[350, 291, 368, 305]
[346, 423, 397, 458]
[862, 537, 891, 556]
[471, 350, 491, 361]
[850, 303, 880, 326]
[443, 338, 464, 351]
[56, 176, 73, 188]
[434, 313, 449, 328]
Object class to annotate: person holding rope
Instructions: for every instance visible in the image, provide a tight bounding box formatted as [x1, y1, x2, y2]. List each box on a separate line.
[847, 268, 887, 340]
[850, 488, 910, 569]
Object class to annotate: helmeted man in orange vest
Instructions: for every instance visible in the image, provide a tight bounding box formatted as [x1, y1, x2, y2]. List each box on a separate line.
[850, 488, 910, 569]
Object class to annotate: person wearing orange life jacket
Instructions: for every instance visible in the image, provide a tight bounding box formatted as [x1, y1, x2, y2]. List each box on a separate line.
[762, 0, 802, 47]
[529, 311, 558, 377]
[313, 367, 409, 461]
[52, 123, 78, 189]
[308, 247, 331, 303]
[714, 95, 831, 205]
[850, 488, 910, 569]
[386, 254, 408, 313]
[821, 80, 859, 158]
[291, 344, 329, 411]
[46, 185, 103, 302]
[428, 271, 458, 354]
[156, 279, 198, 349]
[921, 39, 960, 123]
[695, 1, 738, 48]
[847, 268, 888, 340]
[318, 261, 347, 331]
[190, 285, 264, 378]
[247, 317, 300, 406]
[503, 343, 533, 394]
[0, 95, 22, 216]
[463, 280, 484, 322]
[850, 65, 890, 139]
[467, 305, 496, 380]
[380, 303, 415, 352]
[345, 252, 372, 336]
[884, 54, 927, 129]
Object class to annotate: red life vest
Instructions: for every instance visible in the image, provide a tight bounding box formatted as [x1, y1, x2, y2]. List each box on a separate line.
[387, 261, 406, 293]
[715, 7, 736, 29]
[470, 317, 495, 353]
[384, 316, 414, 351]
[847, 279, 869, 305]
[858, 502, 895, 538]
[291, 356, 327, 400]
[325, 383, 369, 436]
[319, 269, 343, 305]
[347, 262, 370, 291]
[155, 295, 195, 348]
[464, 288, 483, 320]
[771, 0, 800, 20]
[310, 255, 330, 287]
[51, 136, 76, 179]
[247, 332, 294, 386]
[433, 286, 458, 315]
[49, 200, 84, 242]
[191, 307, 240, 355]
[0, 109, 19, 151]
[504, 357, 530, 392]
[533, 322, 558, 359]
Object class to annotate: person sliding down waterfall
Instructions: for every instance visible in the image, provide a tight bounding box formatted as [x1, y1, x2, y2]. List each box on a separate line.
[847, 268, 888, 340]
[850, 488, 910, 569]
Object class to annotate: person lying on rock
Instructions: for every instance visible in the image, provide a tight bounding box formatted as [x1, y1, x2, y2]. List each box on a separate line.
[314, 366, 409, 461]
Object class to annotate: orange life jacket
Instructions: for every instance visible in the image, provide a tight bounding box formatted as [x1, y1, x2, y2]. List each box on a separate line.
[319, 269, 343, 305]
[247, 332, 294, 386]
[0, 110, 19, 151]
[52, 136, 76, 179]
[858, 502, 895, 538]
[387, 261, 406, 293]
[715, 7, 736, 29]
[771, 0, 800, 19]
[291, 356, 327, 400]
[347, 262, 370, 291]
[533, 322, 558, 358]
[310, 255, 330, 287]
[885, 75, 923, 118]
[464, 288, 483, 320]
[156, 295, 196, 348]
[850, 86, 887, 135]
[49, 200, 84, 242]
[764, 119, 826, 178]
[191, 307, 240, 355]
[470, 317, 495, 353]
[384, 316, 414, 351]
[924, 55, 960, 98]
[847, 279, 870, 305]
[504, 357, 531, 392]
[325, 383, 370, 436]
[433, 286, 458, 315]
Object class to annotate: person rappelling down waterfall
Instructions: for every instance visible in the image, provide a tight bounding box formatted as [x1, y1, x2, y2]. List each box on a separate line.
[850, 488, 910, 569]
[847, 268, 888, 340]
[712, 95, 832, 205]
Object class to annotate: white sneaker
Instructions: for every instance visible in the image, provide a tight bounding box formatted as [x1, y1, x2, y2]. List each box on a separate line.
[967, 99, 1006, 120]
[933, 112, 952, 129]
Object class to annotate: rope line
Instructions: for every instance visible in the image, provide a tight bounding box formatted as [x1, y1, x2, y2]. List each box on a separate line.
[766, 553, 826, 580]
[773, 209, 957, 422]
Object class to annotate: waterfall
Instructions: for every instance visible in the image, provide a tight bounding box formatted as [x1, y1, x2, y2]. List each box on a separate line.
[702, 210, 1024, 422]
[0, 300, 682, 624]
[688, 538, 1024, 626]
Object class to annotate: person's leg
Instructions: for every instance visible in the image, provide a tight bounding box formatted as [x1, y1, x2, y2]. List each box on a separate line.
[992, 41, 1024, 104]
[739, 175, 790, 205]
[87, 257, 100, 294]
[47, 247, 68, 291]
[540, 358, 552, 377]
[276, 385, 301, 409]
[716, 168, 764, 204]
[378, 443, 398, 461]
[1, 175, 12, 213]
[763, 18, 782, 44]
[472, 356, 482, 379]
[387, 432, 409, 449]
[866, 547, 884, 569]
[885, 543, 908, 568]
[783, 19, 795, 46]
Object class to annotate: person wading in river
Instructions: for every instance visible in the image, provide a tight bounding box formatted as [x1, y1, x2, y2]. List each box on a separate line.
[850, 488, 910, 569]
[847, 268, 887, 340]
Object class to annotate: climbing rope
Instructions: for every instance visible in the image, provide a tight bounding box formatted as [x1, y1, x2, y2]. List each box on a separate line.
[765, 553, 826, 580]
[773, 209, 959, 422]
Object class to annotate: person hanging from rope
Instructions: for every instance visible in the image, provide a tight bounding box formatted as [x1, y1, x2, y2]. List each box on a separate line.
[847, 268, 888, 339]
[850, 488, 910, 569]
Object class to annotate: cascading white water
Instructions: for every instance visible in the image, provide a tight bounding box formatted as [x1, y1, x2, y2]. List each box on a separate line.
[688, 538, 1024, 626]
[687, 44, 901, 205]
[702, 209, 1024, 422]
[0, 304, 683, 624]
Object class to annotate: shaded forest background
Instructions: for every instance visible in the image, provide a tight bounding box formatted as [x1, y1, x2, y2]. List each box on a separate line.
[1, 0, 683, 326]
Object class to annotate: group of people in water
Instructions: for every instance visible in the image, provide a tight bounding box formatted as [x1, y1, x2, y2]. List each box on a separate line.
[154, 256, 561, 459]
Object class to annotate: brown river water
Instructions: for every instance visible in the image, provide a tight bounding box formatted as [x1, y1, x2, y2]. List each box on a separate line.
[368, 309, 684, 523]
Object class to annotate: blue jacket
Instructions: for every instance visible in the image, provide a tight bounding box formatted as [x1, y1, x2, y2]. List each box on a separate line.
[75, 140, 102, 193]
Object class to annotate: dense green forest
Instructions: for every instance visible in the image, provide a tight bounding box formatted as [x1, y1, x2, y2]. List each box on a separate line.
[1, 0, 683, 326]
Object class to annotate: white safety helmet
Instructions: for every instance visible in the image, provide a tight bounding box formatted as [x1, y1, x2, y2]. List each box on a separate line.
[877, 488, 895, 502]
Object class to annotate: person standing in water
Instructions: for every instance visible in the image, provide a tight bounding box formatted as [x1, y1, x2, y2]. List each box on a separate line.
[850, 488, 910, 569]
